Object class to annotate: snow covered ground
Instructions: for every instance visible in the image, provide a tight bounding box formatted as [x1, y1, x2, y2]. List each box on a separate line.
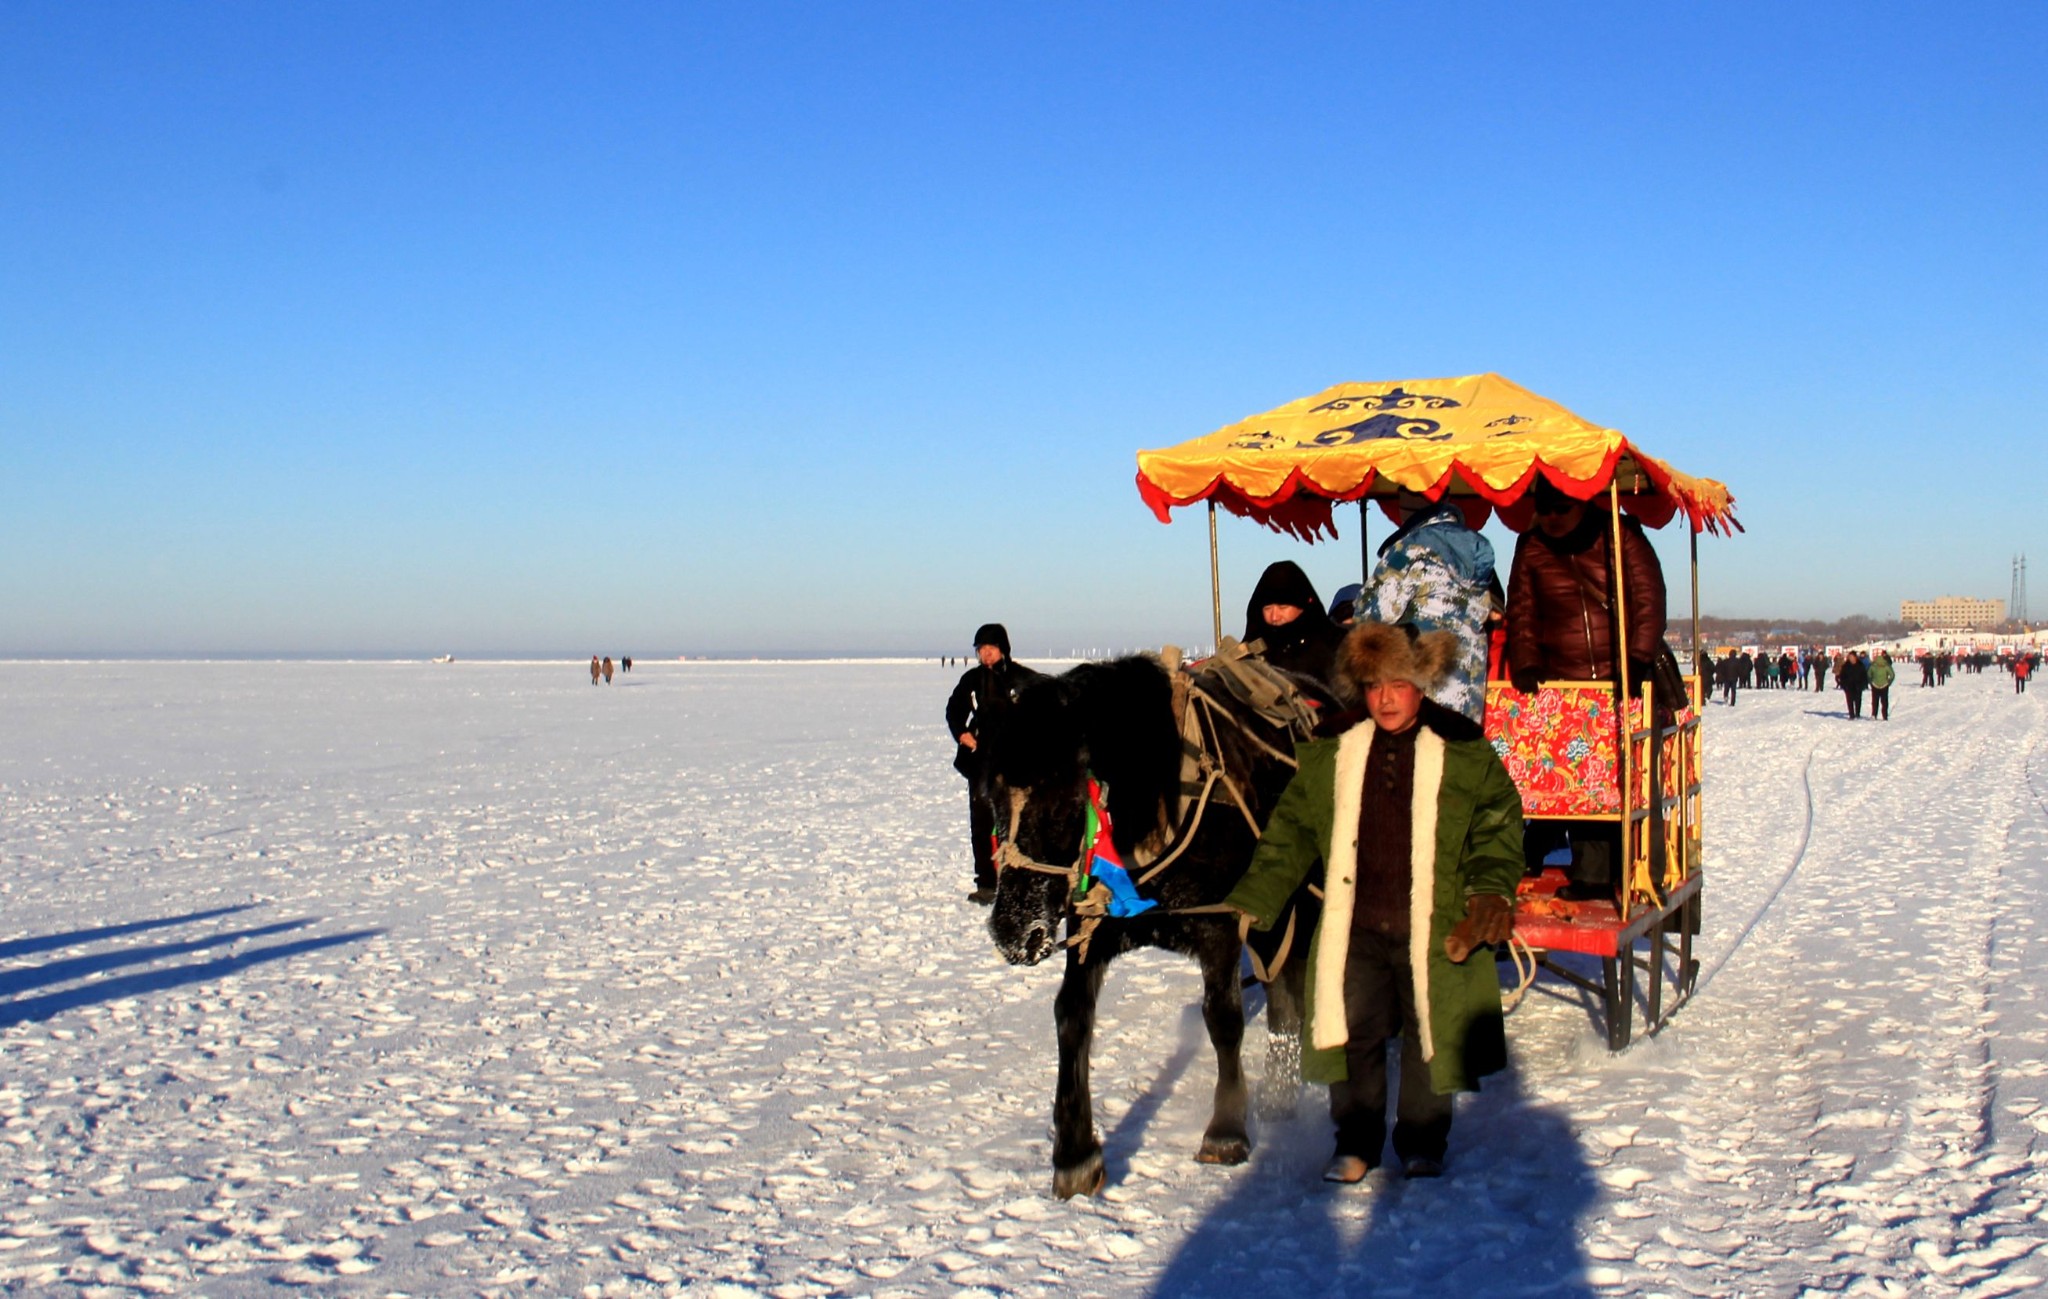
[2, 660, 2045, 1297]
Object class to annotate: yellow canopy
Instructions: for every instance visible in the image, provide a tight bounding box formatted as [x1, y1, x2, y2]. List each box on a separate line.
[1136, 373, 1738, 540]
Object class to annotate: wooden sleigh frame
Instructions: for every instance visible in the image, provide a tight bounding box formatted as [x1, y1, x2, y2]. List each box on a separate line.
[1488, 673, 1703, 1049]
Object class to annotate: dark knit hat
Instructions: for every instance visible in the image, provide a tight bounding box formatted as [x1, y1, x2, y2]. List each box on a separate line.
[972, 623, 1011, 656]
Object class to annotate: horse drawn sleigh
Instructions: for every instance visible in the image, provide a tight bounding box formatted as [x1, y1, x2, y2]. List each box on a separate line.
[984, 373, 1737, 1195]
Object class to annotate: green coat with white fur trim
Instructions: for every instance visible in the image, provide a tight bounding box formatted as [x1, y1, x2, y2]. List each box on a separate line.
[1222, 700, 1524, 1093]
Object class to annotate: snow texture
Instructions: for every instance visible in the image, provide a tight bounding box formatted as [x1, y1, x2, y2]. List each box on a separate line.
[2, 660, 2046, 1297]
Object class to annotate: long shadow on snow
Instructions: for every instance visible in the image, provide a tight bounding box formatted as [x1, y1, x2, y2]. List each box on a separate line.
[1097, 1004, 1207, 1185]
[0, 904, 259, 961]
[0, 929, 384, 1028]
[0, 919, 321, 998]
[1149, 1066, 1597, 1298]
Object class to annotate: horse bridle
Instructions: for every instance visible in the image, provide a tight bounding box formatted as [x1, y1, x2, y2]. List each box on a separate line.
[989, 677, 1304, 963]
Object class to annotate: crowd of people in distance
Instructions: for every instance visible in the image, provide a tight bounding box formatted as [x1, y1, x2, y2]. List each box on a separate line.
[1696, 644, 2043, 718]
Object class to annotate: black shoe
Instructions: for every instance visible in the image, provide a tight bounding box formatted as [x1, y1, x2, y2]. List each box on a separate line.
[967, 887, 997, 906]
[1554, 881, 1613, 903]
[1403, 1157, 1444, 1179]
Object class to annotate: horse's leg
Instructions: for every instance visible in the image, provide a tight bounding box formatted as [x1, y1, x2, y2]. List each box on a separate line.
[1257, 954, 1306, 1120]
[1196, 928, 1251, 1165]
[1052, 952, 1109, 1199]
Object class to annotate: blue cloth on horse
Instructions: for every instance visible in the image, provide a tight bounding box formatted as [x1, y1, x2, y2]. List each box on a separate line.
[1090, 855, 1157, 917]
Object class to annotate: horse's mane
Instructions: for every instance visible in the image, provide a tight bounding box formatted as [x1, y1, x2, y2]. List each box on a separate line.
[988, 656, 1180, 858]
[989, 653, 1331, 861]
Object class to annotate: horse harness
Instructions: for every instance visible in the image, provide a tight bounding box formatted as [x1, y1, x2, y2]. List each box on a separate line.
[994, 642, 1316, 972]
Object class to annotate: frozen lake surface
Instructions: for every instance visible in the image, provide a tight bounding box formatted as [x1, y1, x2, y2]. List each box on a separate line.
[3, 660, 2047, 1296]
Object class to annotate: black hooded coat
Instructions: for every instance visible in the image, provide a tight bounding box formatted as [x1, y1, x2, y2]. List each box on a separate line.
[1243, 561, 1347, 690]
[944, 625, 1041, 776]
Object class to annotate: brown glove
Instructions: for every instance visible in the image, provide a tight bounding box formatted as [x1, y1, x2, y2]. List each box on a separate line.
[1444, 893, 1515, 963]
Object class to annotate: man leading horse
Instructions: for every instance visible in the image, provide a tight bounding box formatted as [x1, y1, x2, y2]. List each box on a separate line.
[1223, 620, 1522, 1184]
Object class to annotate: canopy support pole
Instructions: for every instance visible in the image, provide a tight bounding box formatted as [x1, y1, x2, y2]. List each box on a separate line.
[1689, 528, 1702, 712]
[1359, 498, 1372, 588]
[1610, 479, 1633, 908]
[1208, 501, 1223, 652]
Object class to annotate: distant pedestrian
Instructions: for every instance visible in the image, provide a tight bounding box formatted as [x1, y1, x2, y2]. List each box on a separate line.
[2017, 656, 2033, 695]
[1868, 652, 1894, 720]
[590, 655, 601, 686]
[602, 655, 614, 684]
[622, 656, 633, 672]
[1840, 652, 1868, 719]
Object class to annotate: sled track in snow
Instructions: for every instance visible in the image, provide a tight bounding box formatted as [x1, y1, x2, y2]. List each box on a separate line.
[2025, 733, 2048, 825]
[1693, 688, 2017, 1000]
[1693, 739, 1820, 998]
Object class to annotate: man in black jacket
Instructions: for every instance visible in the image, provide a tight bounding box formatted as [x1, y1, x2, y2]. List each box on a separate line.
[945, 624, 1040, 904]
[1840, 652, 1868, 719]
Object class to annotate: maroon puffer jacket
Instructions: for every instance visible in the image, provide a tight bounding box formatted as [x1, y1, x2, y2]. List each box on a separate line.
[1506, 512, 1667, 682]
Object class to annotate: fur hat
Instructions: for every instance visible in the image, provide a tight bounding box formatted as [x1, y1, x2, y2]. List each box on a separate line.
[1338, 620, 1458, 693]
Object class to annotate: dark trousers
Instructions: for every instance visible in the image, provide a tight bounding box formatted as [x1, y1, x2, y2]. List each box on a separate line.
[1329, 930, 1453, 1167]
[1522, 822, 1615, 889]
[967, 782, 996, 889]
[1844, 688, 1862, 718]
[1871, 686, 1890, 719]
[1567, 823, 1618, 889]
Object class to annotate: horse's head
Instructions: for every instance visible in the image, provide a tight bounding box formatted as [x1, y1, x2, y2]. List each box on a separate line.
[980, 656, 1178, 967]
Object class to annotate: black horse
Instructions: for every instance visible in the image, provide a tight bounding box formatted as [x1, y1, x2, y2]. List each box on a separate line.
[980, 654, 1318, 1198]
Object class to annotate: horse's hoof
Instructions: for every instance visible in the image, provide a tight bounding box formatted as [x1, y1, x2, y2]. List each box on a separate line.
[1053, 1150, 1106, 1199]
[1197, 1135, 1250, 1166]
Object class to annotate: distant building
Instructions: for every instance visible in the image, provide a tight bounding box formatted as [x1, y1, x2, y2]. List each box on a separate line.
[1901, 595, 2005, 628]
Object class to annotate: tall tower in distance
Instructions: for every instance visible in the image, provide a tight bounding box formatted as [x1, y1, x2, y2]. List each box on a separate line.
[2014, 553, 2029, 625]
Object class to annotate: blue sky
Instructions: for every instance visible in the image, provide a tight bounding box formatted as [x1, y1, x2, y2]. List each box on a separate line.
[4, 3, 2043, 656]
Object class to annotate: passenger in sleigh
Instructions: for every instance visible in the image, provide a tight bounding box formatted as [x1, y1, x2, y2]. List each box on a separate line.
[1356, 489, 1497, 724]
[1504, 478, 1670, 901]
[1243, 560, 1348, 695]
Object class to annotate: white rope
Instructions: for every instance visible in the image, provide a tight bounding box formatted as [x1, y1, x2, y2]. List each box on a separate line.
[1500, 934, 1539, 1014]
